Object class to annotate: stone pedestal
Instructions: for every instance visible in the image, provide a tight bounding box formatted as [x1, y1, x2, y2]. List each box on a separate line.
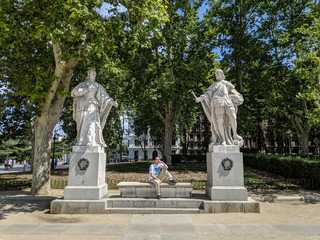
[206, 145, 248, 201]
[64, 146, 108, 200]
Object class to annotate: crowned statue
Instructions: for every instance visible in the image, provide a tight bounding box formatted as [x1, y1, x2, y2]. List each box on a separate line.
[71, 69, 118, 148]
[195, 69, 244, 147]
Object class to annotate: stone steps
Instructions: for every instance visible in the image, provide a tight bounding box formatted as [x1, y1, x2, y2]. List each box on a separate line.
[51, 195, 260, 214]
[106, 197, 204, 209]
[105, 207, 205, 214]
[105, 197, 204, 214]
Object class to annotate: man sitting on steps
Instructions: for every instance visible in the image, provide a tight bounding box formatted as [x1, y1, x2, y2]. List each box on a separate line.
[149, 157, 177, 199]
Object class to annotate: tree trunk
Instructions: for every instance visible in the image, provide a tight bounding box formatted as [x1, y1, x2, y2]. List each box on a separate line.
[142, 134, 147, 160]
[257, 121, 262, 151]
[30, 44, 78, 195]
[300, 126, 311, 155]
[276, 132, 283, 154]
[26, 118, 35, 172]
[119, 115, 125, 162]
[31, 116, 54, 195]
[163, 121, 173, 165]
[182, 129, 188, 154]
[25, 101, 35, 172]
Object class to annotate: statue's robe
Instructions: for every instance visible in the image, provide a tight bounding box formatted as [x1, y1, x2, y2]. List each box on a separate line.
[72, 81, 114, 148]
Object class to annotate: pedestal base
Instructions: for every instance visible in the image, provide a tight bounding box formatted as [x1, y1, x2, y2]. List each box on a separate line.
[64, 184, 108, 200]
[64, 146, 107, 200]
[206, 146, 248, 201]
[206, 185, 248, 201]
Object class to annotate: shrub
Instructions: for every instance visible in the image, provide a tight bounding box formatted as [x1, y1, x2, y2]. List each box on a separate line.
[244, 154, 320, 188]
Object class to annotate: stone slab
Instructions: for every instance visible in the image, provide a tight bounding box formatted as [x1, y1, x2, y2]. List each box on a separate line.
[72, 146, 105, 153]
[64, 184, 108, 200]
[107, 198, 203, 209]
[118, 182, 193, 198]
[206, 185, 248, 201]
[51, 193, 259, 214]
[68, 151, 106, 187]
[206, 151, 248, 201]
[51, 198, 108, 214]
[203, 197, 260, 213]
[208, 145, 240, 153]
[206, 152, 245, 187]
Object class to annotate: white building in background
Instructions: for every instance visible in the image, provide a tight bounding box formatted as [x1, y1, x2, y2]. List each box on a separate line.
[126, 123, 180, 161]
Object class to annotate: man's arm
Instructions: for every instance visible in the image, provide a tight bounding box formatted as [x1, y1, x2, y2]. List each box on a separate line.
[160, 160, 168, 170]
[150, 172, 161, 182]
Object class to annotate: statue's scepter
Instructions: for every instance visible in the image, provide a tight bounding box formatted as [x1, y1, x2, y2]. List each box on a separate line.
[191, 91, 198, 101]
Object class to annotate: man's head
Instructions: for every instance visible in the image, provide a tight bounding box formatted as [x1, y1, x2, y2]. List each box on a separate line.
[87, 68, 97, 82]
[215, 69, 225, 81]
[154, 157, 160, 164]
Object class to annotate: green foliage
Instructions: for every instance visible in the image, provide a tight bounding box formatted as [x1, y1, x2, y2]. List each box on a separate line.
[0, 180, 32, 191]
[106, 160, 206, 172]
[119, 0, 216, 155]
[244, 154, 320, 187]
[1, 0, 169, 194]
[0, 139, 32, 162]
[204, 0, 320, 153]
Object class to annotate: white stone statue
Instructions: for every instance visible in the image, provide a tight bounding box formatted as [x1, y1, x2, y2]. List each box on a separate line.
[195, 69, 244, 147]
[71, 69, 118, 148]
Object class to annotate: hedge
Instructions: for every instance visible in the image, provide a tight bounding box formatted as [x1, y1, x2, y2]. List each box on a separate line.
[244, 154, 320, 188]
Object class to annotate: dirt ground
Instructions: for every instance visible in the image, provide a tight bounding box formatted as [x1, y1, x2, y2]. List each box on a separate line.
[0, 170, 207, 182]
[0, 166, 288, 182]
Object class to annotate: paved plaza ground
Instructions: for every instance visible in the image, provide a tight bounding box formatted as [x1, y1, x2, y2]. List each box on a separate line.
[0, 189, 320, 240]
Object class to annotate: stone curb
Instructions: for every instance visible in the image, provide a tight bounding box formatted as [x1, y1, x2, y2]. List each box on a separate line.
[2, 196, 58, 201]
[252, 196, 320, 203]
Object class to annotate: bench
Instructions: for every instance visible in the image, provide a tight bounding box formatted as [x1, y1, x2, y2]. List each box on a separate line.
[117, 182, 193, 198]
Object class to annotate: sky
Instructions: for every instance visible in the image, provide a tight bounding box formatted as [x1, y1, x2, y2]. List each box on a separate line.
[98, 1, 209, 20]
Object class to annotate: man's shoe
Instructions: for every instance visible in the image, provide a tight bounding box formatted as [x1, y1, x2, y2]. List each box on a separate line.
[156, 195, 161, 199]
[169, 179, 177, 185]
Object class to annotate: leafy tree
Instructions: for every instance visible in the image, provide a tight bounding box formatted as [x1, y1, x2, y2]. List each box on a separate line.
[205, 0, 320, 155]
[122, 0, 215, 164]
[0, 0, 167, 195]
[205, 0, 270, 150]
[258, 0, 320, 154]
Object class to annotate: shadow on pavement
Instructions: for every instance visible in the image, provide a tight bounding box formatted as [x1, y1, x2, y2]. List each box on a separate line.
[0, 190, 57, 220]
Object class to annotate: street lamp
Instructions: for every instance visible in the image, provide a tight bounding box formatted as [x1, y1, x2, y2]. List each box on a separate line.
[51, 132, 58, 170]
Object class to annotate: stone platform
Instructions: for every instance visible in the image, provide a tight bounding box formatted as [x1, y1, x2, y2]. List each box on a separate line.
[50, 193, 260, 214]
[118, 182, 193, 198]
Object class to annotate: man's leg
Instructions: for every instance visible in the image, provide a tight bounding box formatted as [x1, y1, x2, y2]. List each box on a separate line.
[158, 169, 172, 180]
[158, 169, 176, 184]
[150, 179, 161, 196]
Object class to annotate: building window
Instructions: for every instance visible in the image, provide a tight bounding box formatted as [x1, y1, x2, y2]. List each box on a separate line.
[190, 134, 194, 140]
